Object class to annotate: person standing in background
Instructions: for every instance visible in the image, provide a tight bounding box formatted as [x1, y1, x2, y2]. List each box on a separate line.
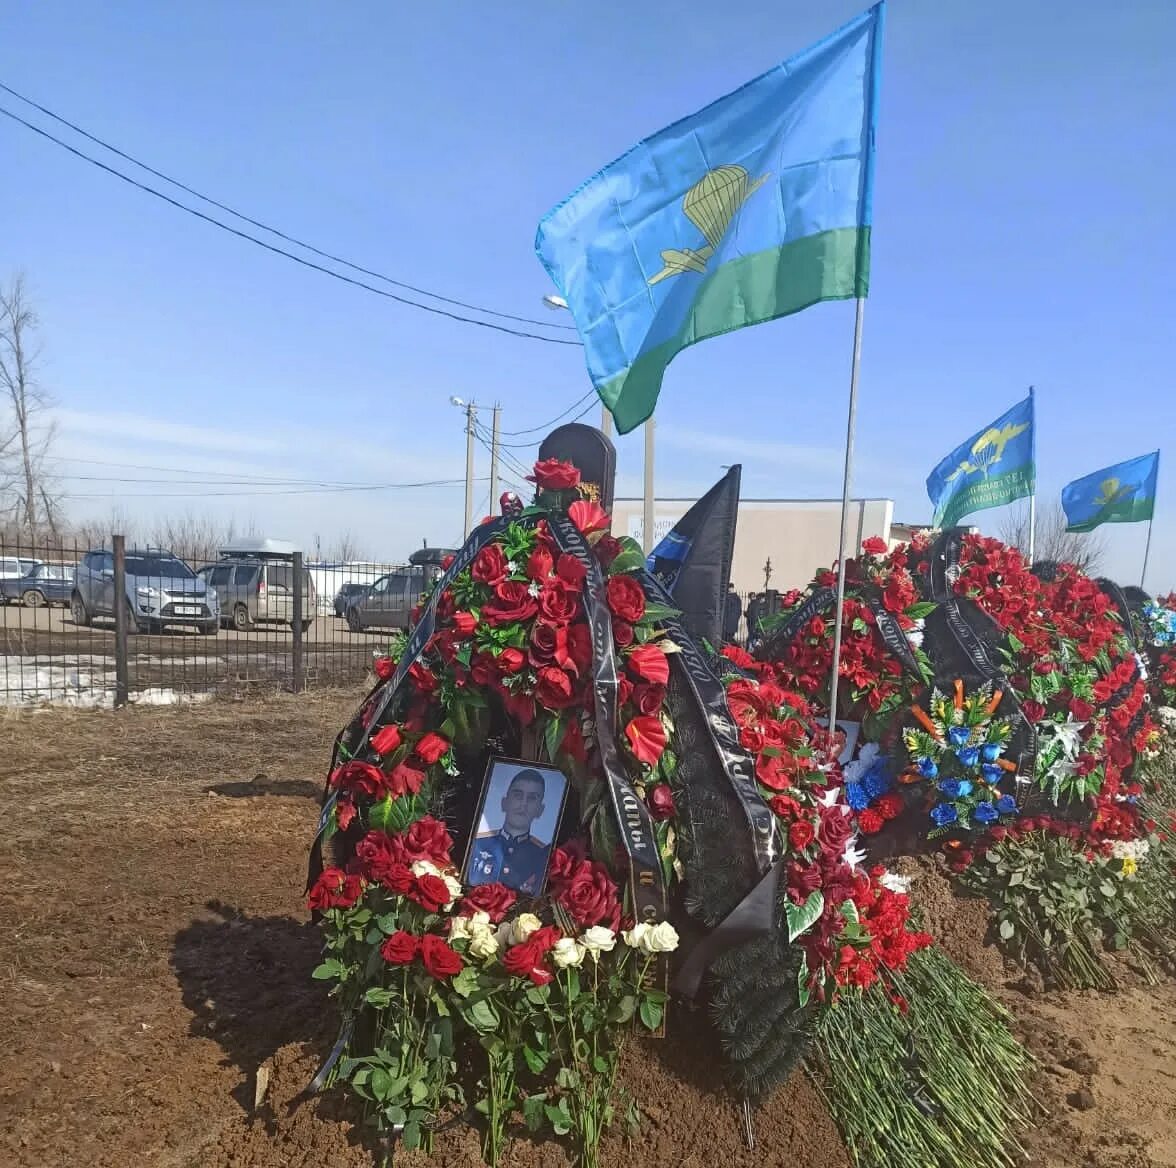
[723, 582, 742, 643]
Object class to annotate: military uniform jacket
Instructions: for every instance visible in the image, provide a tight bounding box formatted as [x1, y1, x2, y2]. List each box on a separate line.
[468, 828, 548, 895]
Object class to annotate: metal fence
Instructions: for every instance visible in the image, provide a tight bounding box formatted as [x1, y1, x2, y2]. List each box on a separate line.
[0, 536, 414, 708]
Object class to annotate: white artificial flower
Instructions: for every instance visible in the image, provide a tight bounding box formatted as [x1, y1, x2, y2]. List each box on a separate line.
[506, 560, 519, 574]
[622, 922, 651, 951]
[467, 910, 491, 931]
[906, 619, 925, 650]
[468, 925, 500, 962]
[1156, 707, 1176, 730]
[441, 871, 464, 903]
[579, 926, 617, 957]
[878, 871, 912, 895]
[552, 937, 586, 969]
[842, 742, 880, 786]
[509, 913, 543, 945]
[411, 860, 441, 879]
[449, 915, 472, 942]
[528, 581, 542, 598]
[644, 921, 680, 953]
[843, 838, 868, 871]
[1111, 839, 1151, 863]
[817, 786, 843, 808]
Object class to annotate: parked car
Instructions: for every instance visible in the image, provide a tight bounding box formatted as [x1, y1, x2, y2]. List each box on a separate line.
[0, 556, 24, 582]
[1, 562, 74, 607]
[72, 548, 219, 634]
[196, 555, 316, 632]
[345, 569, 429, 632]
[333, 581, 371, 618]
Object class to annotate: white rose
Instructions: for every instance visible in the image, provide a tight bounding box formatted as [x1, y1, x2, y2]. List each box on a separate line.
[449, 915, 472, 942]
[510, 913, 542, 945]
[442, 871, 463, 903]
[579, 926, 617, 958]
[468, 926, 500, 962]
[644, 921, 680, 954]
[467, 910, 491, 931]
[411, 860, 440, 879]
[552, 937, 586, 969]
[622, 923, 651, 951]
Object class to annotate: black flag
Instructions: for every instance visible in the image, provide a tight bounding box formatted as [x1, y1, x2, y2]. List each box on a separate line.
[647, 465, 741, 646]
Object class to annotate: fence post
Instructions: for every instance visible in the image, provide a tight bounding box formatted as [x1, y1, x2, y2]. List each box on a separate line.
[292, 551, 304, 694]
[112, 534, 129, 707]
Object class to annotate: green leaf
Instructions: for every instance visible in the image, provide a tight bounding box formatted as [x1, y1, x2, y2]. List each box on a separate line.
[451, 965, 480, 999]
[609, 995, 637, 1024]
[640, 600, 681, 624]
[368, 795, 395, 833]
[907, 601, 937, 619]
[785, 890, 825, 942]
[545, 1102, 573, 1136]
[364, 987, 395, 1007]
[524, 984, 551, 1007]
[523, 1045, 549, 1074]
[564, 968, 581, 1003]
[998, 918, 1015, 941]
[410, 1078, 429, 1105]
[543, 714, 564, 762]
[311, 958, 345, 981]
[797, 954, 811, 1009]
[638, 997, 664, 1032]
[464, 997, 500, 1032]
[523, 1094, 547, 1132]
[370, 1067, 393, 1101]
[402, 1119, 422, 1150]
[608, 547, 646, 575]
[556, 1067, 579, 1090]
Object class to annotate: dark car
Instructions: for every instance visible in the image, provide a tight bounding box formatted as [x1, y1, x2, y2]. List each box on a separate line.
[346, 569, 430, 632]
[1, 563, 75, 607]
[333, 581, 371, 618]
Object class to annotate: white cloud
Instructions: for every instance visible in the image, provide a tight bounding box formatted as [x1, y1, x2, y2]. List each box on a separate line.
[53, 409, 287, 455]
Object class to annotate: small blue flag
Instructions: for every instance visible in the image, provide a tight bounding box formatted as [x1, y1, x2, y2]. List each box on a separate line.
[1062, 452, 1160, 533]
[536, 4, 884, 434]
[927, 396, 1035, 529]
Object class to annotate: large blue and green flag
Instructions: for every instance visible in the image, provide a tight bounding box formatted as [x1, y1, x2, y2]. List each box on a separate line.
[1061, 452, 1160, 533]
[927, 395, 1036, 530]
[535, 4, 884, 434]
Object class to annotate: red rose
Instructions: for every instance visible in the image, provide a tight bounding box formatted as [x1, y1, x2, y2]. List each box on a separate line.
[556, 554, 588, 589]
[1021, 700, 1046, 723]
[408, 661, 438, 694]
[336, 798, 357, 832]
[568, 499, 610, 535]
[373, 656, 395, 680]
[607, 576, 646, 623]
[452, 611, 477, 637]
[380, 930, 419, 965]
[613, 620, 634, 648]
[401, 816, 454, 865]
[618, 676, 634, 706]
[498, 646, 525, 674]
[556, 863, 621, 929]
[648, 784, 676, 821]
[861, 536, 888, 555]
[538, 577, 579, 625]
[858, 809, 885, 834]
[788, 821, 816, 850]
[503, 939, 553, 985]
[307, 867, 364, 911]
[624, 715, 667, 765]
[470, 652, 497, 686]
[483, 581, 539, 626]
[817, 806, 854, 856]
[548, 847, 576, 884]
[502, 690, 536, 726]
[415, 732, 450, 765]
[633, 684, 667, 717]
[330, 760, 386, 798]
[628, 644, 670, 686]
[527, 547, 554, 581]
[370, 724, 403, 756]
[388, 761, 427, 798]
[420, 934, 463, 979]
[740, 724, 766, 753]
[595, 536, 623, 567]
[410, 873, 453, 913]
[769, 794, 802, 820]
[536, 665, 577, 710]
[529, 621, 562, 667]
[566, 624, 593, 673]
[529, 458, 581, 490]
[472, 544, 510, 586]
[1070, 698, 1094, 721]
[561, 716, 589, 761]
[460, 882, 517, 923]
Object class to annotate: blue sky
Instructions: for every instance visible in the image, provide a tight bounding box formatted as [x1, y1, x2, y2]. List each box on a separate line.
[2, 1, 1172, 586]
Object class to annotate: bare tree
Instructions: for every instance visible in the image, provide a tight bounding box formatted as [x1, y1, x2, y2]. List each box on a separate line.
[999, 500, 1108, 575]
[145, 513, 260, 565]
[0, 274, 61, 536]
[327, 530, 367, 562]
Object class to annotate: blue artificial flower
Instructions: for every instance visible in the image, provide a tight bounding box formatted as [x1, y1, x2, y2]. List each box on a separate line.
[917, 757, 939, 779]
[981, 743, 1001, 763]
[957, 746, 981, 769]
[995, 794, 1018, 815]
[947, 726, 971, 748]
[862, 759, 893, 799]
[981, 763, 1004, 782]
[939, 778, 973, 799]
[973, 802, 999, 824]
[930, 803, 958, 827]
[844, 782, 870, 811]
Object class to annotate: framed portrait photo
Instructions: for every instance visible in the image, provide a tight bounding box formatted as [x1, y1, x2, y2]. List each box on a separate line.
[462, 758, 569, 898]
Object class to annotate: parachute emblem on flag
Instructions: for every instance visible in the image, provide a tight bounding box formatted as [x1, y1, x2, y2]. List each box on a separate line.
[1094, 478, 1133, 508]
[648, 165, 770, 284]
[944, 420, 1030, 484]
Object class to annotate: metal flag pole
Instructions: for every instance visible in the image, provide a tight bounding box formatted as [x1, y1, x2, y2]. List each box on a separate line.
[1141, 514, 1155, 589]
[643, 417, 656, 555]
[1026, 385, 1037, 565]
[827, 298, 867, 741]
[489, 403, 501, 506]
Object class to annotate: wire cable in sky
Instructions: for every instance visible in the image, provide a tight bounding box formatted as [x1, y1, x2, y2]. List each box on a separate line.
[60, 476, 481, 500]
[0, 79, 578, 334]
[499, 389, 598, 436]
[0, 103, 582, 346]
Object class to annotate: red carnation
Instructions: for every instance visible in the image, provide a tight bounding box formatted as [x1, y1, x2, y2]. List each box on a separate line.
[335, 798, 357, 832]
[862, 536, 887, 555]
[420, 934, 463, 979]
[380, 930, 419, 965]
[529, 458, 581, 490]
[1070, 698, 1094, 721]
[788, 821, 816, 850]
[561, 716, 589, 762]
[568, 499, 610, 536]
[415, 732, 450, 765]
[370, 724, 403, 756]
[594, 535, 623, 567]
[408, 661, 438, 694]
[483, 581, 539, 626]
[459, 882, 517, 923]
[307, 867, 364, 911]
[373, 656, 395, 680]
[472, 544, 510, 586]
[875, 793, 904, 821]
[628, 643, 670, 686]
[607, 575, 646, 623]
[527, 546, 554, 581]
[624, 714, 667, 765]
[566, 624, 593, 673]
[451, 611, 477, 637]
[858, 809, 885, 834]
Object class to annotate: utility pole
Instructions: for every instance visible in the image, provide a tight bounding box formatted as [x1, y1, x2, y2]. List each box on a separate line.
[600, 403, 612, 438]
[642, 417, 656, 555]
[489, 403, 501, 510]
[451, 396, 478, 539]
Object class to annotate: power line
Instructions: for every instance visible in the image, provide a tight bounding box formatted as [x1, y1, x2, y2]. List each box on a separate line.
[0, 79, 579, 334]
[499, 390, 598, 436]
[0, 103, 582, 346]
[60, 476, 483, 500]
[43, 454, 385, 486]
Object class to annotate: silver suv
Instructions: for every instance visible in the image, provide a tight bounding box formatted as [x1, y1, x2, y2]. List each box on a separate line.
[72, 548, 219, 634]
[196, 557, 315, 632]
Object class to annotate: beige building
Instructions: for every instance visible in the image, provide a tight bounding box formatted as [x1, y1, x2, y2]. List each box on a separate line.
[611, 497, 896, 595]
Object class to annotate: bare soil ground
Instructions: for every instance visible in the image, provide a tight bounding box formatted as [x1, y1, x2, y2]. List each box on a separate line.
[1, 694, 1174, 1167]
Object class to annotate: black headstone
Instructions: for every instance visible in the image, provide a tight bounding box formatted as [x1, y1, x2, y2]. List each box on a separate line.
[537, 422, 617, 512]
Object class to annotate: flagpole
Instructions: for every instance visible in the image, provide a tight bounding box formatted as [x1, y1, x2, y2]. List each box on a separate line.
[643, 417, 656, 555]
[1026, 385, 1036, 565]
[1141, 515, 1154, 590]
[827, 298, 866, 743]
